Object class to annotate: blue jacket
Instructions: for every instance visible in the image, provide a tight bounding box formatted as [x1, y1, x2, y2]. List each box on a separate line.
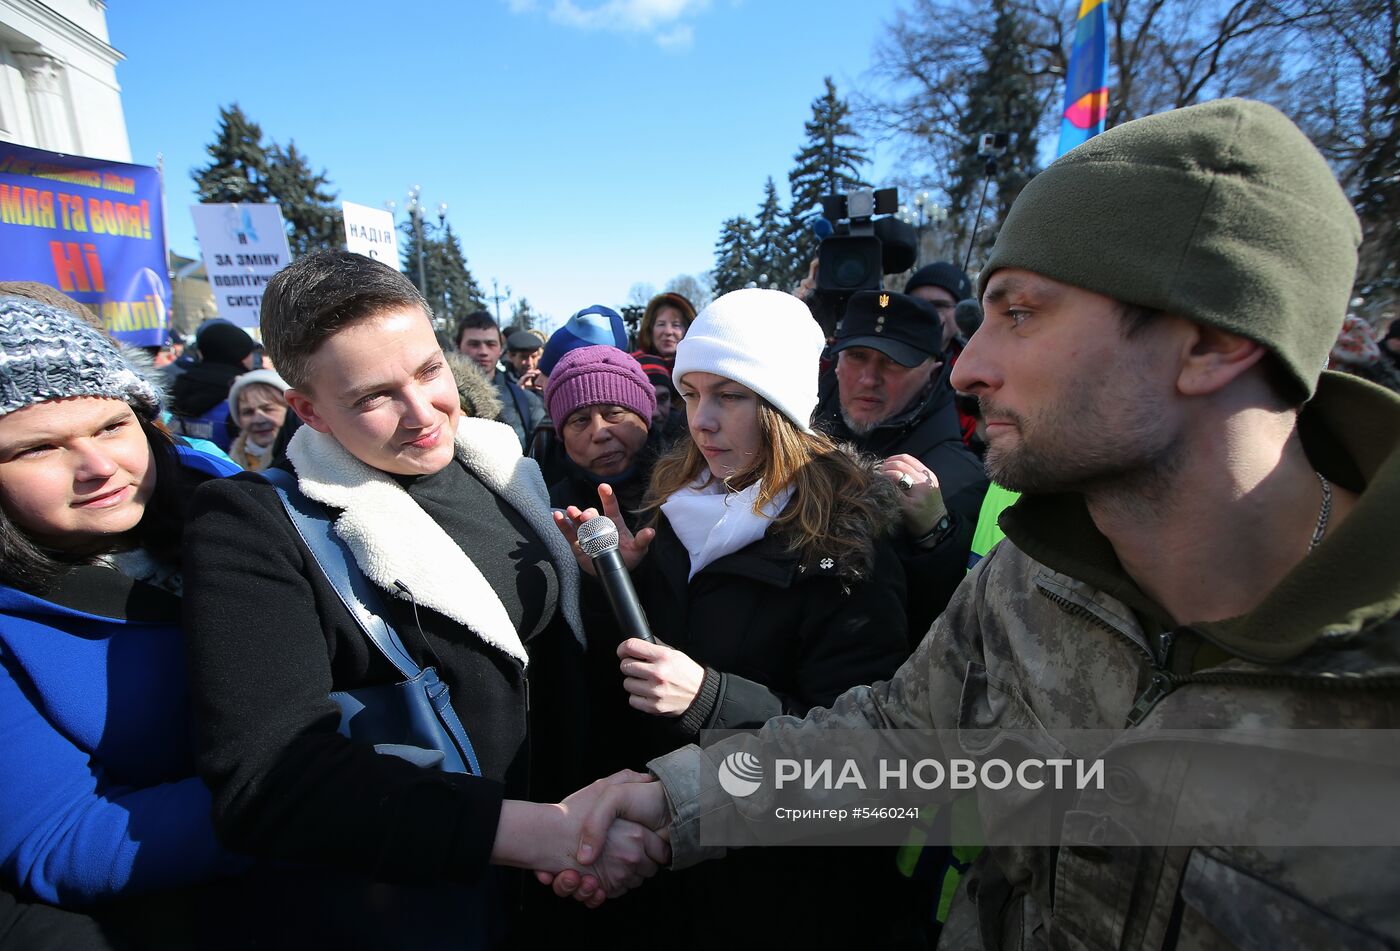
[166, 399, 234, 452]
[0, 444, 246, 905]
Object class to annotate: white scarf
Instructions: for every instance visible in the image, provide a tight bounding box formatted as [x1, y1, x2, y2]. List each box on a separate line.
[661, 476, 794, 580]
[242, 438, 273, 461]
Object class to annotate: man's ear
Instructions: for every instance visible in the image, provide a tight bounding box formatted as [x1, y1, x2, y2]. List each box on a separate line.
[285, 388, 333, 434]
[1177, 323, 1269, 397]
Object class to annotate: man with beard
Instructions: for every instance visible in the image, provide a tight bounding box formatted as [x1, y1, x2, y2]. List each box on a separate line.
[815, 290, 988, 641]
[557, 99, 1400, 947]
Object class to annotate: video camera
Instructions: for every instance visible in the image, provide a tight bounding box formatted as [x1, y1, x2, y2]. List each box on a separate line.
[978, 132, 1009, 160]
[810, 186, 918, 335]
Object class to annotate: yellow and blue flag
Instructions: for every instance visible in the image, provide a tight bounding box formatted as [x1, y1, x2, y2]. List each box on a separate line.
[1057, 0, 1109, 156]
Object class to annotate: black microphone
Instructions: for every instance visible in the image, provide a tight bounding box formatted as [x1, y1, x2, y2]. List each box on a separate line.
[575, 516, 655, 643]
[954, 298, 983, 342]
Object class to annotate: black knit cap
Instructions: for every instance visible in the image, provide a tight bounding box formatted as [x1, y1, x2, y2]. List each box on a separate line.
[832, 290, 943, 367]
[904, 261, 972, 302]
[197, 320, 255, 366]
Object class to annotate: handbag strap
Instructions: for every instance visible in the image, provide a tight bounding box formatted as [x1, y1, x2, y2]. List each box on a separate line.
[259, 467, 422, 681]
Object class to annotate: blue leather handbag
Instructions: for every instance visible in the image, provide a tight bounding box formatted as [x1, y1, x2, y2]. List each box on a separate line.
[260, 467, 481, 775]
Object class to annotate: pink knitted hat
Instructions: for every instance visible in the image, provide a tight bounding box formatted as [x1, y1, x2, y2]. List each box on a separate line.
[544, 345, 656, 435]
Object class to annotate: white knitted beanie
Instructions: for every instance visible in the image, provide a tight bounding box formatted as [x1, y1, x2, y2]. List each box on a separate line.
[227, 368, 289, 416]
[672, 289, 825, 433]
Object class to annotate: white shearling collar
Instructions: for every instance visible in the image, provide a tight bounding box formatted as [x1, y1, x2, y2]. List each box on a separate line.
[285, 416, 583, 665]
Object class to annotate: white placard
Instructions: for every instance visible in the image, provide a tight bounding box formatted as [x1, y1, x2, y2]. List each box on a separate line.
[189, 202, 292, 329]
[342, 201, 399, 264]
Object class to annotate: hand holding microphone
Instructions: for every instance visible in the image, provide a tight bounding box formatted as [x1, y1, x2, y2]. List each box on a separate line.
[575, 515, 655, 644]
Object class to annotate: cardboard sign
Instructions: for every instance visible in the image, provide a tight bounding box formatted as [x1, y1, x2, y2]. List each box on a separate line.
[189, 202, 292, 329]
[343, 200, 399, 264]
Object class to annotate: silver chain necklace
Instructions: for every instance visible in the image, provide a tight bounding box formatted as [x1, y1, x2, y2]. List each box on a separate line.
[1307, 471, 1332, 555]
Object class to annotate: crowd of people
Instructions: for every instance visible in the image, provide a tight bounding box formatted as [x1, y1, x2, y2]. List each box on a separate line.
[1, 96, 1397, 950]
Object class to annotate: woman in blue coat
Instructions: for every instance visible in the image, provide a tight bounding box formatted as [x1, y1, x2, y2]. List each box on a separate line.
[0, 295, 245, 945]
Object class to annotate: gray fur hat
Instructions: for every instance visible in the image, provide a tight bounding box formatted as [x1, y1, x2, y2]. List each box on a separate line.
[0, 294, 161, 419]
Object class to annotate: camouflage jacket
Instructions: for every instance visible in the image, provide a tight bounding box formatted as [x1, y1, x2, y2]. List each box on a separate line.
[650, 373, 1400, 949]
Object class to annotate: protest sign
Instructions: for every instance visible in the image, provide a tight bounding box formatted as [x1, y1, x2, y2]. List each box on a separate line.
[0, 142, 171, 345]
[343, 200, 399, 264]
[189, 202, 292, 329]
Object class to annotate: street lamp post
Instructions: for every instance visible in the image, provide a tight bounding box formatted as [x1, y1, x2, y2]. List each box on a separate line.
[489, 278, 511, 325]
[386, 186, 433, 296]
[406, 185, 428, 297]
[386, 188, 451, 328]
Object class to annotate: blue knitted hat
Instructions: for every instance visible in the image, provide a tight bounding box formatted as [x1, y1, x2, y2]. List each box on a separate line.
[539, 305, 628, 376]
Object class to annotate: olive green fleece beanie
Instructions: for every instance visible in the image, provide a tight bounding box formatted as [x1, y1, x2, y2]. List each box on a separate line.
[979, 98, 1361, 401]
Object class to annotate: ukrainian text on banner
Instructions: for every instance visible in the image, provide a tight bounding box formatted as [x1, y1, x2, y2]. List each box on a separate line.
[342, 200, 398, 264]
[0, 141, 171, 346]
[189, 202, 292, 330]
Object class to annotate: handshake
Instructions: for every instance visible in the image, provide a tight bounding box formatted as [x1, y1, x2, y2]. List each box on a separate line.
[496, 769, 672, 908]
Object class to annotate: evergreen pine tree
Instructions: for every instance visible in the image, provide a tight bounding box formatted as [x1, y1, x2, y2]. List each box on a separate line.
[787, 77, 870, 270]
[945, 0, 1040, 263]
[194, 105, 346, 260]
[437, 223, 486, 329]
[509, 297, 538, 331]
[191, 104, 269, 204]
[398, 218, 432, 297]
[751, 177, 794, 290]
[265, 142, 342, 259]
[398, 219, 485, 330]
[712, 216, 757, 295]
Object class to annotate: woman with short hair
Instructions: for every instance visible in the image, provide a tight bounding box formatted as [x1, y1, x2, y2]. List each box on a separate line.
[183, 251, 663, 945]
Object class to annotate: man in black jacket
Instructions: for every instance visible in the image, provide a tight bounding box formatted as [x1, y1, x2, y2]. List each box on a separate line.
[815, 289, 988, 640]
[167, 320, 255, 452]
[457, 311, 544, 451]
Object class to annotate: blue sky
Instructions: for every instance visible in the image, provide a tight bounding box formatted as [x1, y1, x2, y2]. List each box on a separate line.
[112, 0, 916, 331]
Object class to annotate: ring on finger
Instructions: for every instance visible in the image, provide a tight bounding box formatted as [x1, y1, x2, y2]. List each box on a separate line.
[898, 472, 915, 492]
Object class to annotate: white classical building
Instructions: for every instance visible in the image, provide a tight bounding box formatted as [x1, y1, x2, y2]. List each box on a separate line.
[0, 0, 129, 161]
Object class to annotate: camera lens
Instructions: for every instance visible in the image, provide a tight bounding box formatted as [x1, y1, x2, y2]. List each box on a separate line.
[833, 254, 873, 288]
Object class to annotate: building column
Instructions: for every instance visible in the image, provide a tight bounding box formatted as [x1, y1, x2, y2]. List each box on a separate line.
[14, 51, 75, 154]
